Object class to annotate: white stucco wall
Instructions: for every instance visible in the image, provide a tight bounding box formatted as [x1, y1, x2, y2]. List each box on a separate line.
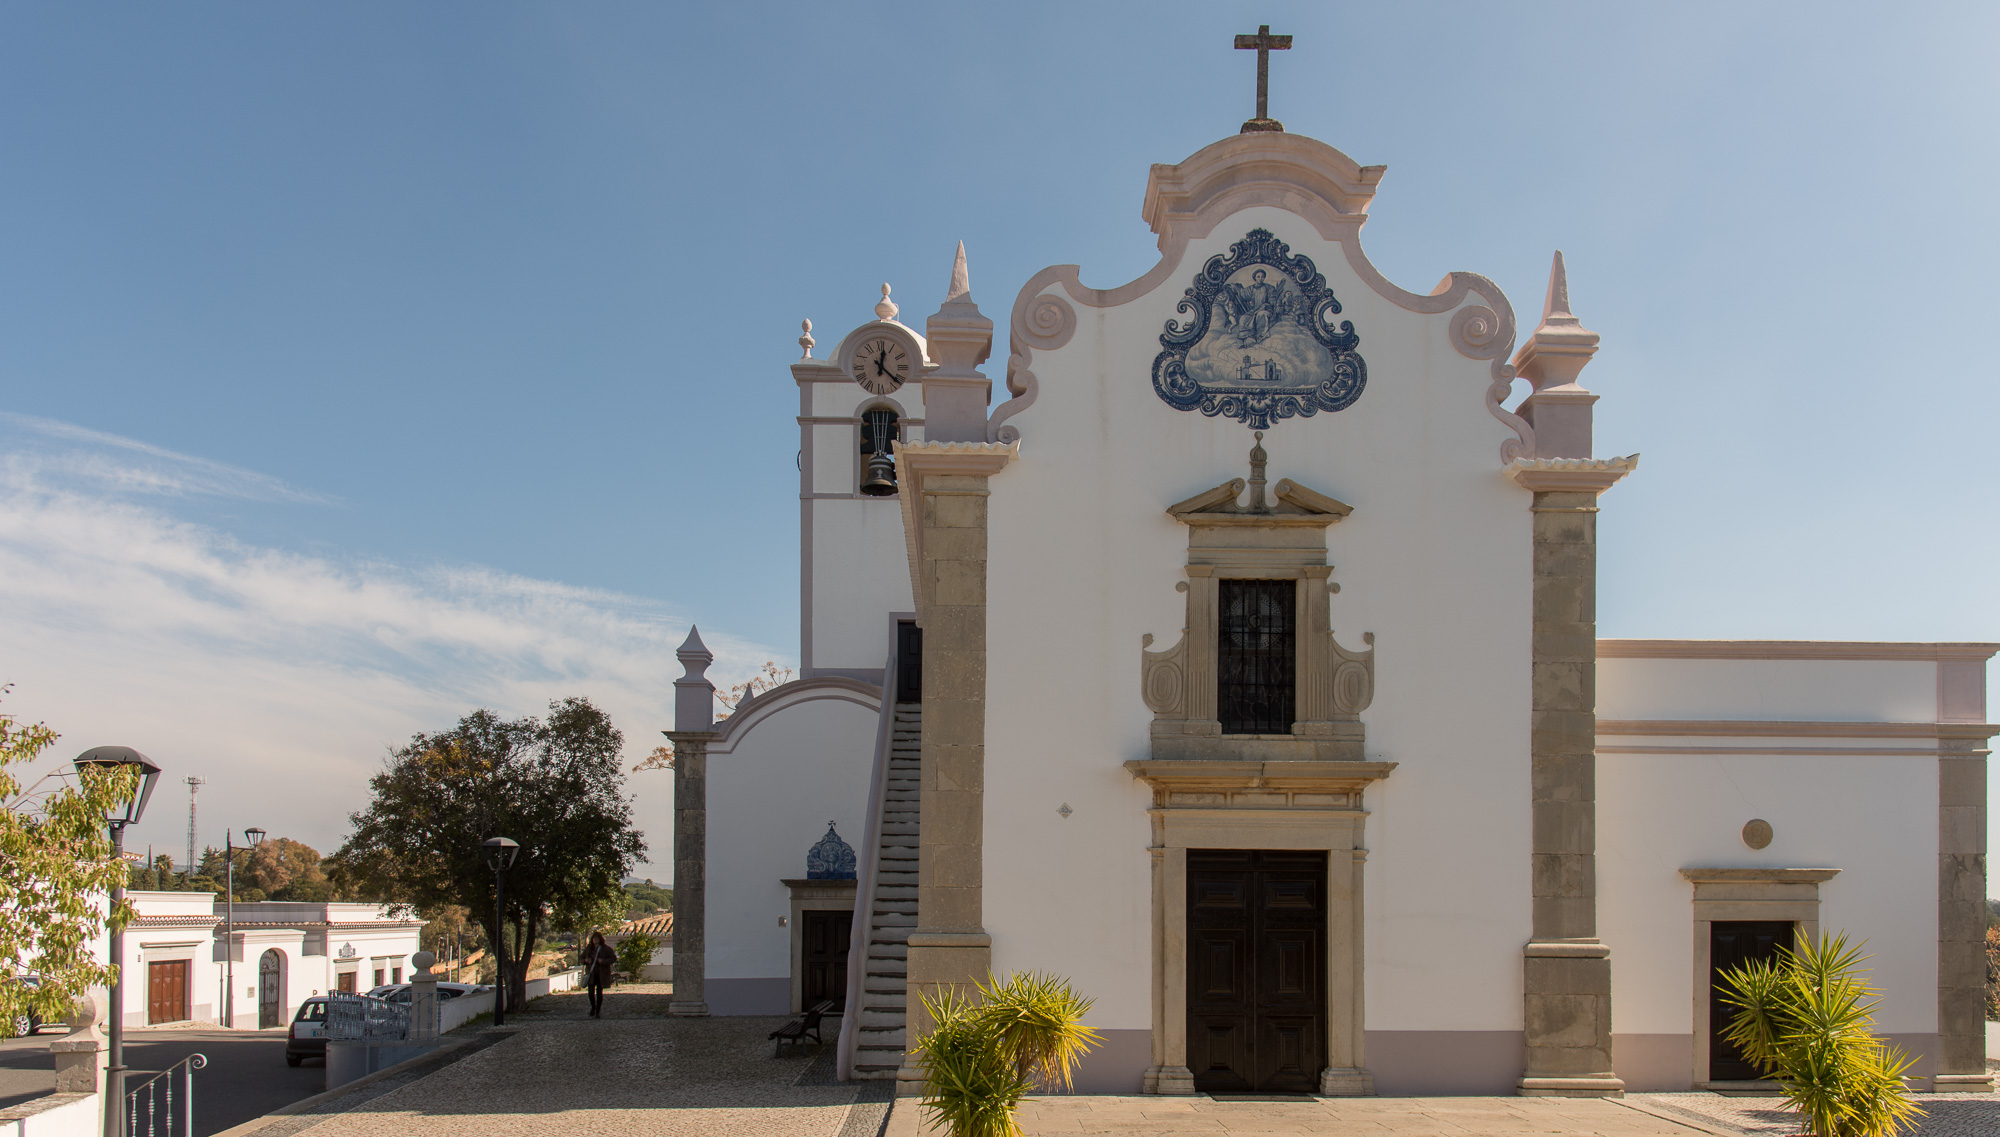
[982, 201, 1535, 1037]
[809, 500, 914, 671]
[1599, 658, 1938, 722]
[705, 682, 879, 1008]
[1601, 752, 1940, 1034]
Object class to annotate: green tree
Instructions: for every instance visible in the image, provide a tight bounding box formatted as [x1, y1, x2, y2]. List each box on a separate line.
[0, 697, 142, 1033]
[614, 931, 660, 979]
[328, 697, 644, 1010]
[624, 878, 672, 917]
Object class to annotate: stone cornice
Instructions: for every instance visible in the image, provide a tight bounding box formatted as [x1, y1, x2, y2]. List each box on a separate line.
[1599, 640, 2000, 662]
[1142, 133, 1385, 246]
[1505, 454, 1638, 494]
[1678, 867, 1841, 884]
[1599, 719, 2000, 740]
[1124, 759, 1396, 792]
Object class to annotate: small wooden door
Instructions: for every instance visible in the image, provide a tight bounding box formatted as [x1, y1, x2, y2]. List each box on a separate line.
[147, 960, 190, 1025]
[802, 910, 853, 1010]
[335, 971, 357, 994]
[258, 950, 284, 1028]
[1188, 849, 1327, 1093]
[1709, 921, 1795, 1081]
[895, 622, 923, 703]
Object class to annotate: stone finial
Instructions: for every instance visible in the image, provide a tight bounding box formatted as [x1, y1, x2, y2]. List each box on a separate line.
[875, 283, 899, 322]
[924, 243, 996, 442]
[411, 950, 438, 975]
[1511, 251, 1603, 460]
[798, 319, 815, 360]
[674, 626, 716, 733]
[946, 241, 971, 302]
[1246, 431, 1270, 512]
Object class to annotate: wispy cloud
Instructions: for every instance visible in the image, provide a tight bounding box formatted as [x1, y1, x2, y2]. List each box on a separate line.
[0, 412, 340, 505]
[0, 417, 779, 870]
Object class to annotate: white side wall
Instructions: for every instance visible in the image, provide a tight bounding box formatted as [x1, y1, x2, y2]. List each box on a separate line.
[1601, 752, 1939, 1036]
[705, 683, 880, 1013]
[1599, 658, 1938, 722]
[983, 202, 1535, 1043]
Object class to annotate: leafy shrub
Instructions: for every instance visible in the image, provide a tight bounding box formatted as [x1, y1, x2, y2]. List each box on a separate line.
[1717, 932, 1924, 1137]
[1985, 925, 2000, 1022]
[615, 932, 660, 979]
[914, 972, 1101, 1137]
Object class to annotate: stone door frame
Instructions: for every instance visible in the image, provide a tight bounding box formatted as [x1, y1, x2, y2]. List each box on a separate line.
[1678, 867, 1838, 1090]
[1128, 760, 1393, 1096]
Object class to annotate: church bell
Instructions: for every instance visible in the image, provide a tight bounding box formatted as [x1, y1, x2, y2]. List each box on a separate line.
[859, 410, 899, 496]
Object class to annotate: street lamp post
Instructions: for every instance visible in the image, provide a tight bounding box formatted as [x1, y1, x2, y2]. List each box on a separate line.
[74, 746, 162, 1137]
[223, 827, 265, 1029]
[481, 838, 519, 1026]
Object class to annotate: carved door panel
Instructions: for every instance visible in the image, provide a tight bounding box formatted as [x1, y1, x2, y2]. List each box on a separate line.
[1188, 849, 1326, 1093]
[147, 960, 189, 1025]
[1709, 920, 1794, 1081]
[802, 910, 852, 1010]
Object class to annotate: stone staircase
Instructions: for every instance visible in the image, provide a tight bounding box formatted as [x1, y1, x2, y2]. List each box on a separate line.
[852, 702, 921, 1079]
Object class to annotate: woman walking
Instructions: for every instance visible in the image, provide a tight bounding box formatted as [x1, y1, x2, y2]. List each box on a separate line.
[581, 930, 616, 1018]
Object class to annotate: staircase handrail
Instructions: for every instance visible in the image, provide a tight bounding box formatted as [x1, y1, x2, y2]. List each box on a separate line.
[125, 1052, 205, 1137]
[836, 629, 902, 1080]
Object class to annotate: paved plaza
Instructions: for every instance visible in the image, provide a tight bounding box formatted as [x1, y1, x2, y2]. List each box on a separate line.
[215, 987, 1999, 1137]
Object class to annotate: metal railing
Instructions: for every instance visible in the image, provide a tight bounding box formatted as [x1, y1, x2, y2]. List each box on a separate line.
[125, 1053, 205, 1137]
[325, 993, 432, 1041]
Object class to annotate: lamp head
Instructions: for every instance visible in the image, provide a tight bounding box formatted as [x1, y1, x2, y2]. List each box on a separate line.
[244, 827, 266, 846]
[481, 836, 520, 871]
[73, 746, 161, 828]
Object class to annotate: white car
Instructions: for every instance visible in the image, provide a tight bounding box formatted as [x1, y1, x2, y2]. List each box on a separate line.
[363, 981, 488, 1003]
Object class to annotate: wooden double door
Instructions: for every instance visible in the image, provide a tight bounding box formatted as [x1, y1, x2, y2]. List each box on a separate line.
[147, 960, 190, 1025]
[1188, 849, 1327, 1093]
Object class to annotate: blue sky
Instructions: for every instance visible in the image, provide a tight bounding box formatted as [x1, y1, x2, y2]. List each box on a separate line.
[2, 2, 1996, 873]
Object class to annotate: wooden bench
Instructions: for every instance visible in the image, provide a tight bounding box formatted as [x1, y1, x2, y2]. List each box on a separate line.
[769, 999, 837, 1055]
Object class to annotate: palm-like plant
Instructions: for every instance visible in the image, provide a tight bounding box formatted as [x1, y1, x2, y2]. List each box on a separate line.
[913, 972, 1103, 1137]
[1717, 932, 1925, 1137]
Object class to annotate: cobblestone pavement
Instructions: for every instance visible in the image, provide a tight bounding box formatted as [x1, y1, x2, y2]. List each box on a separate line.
[1627, 1091, 2000, 1137]
[290, 985, 887, 1137]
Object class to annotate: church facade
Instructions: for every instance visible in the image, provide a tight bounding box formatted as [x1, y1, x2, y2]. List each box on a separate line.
[661, 125, 1993, 1097]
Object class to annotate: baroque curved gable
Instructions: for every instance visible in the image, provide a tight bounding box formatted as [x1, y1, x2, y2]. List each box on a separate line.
[990, 131, 1534, 463]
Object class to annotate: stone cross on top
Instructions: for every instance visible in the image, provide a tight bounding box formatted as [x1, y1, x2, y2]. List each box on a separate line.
[1235, 23, 1292, 133]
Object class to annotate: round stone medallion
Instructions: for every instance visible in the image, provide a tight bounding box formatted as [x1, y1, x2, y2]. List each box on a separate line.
[1741, 818, 1774, 850]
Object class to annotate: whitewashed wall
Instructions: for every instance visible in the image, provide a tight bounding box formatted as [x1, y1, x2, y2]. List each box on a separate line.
[983, 201, 1536, 1076]
[705, 682, 879, 1014]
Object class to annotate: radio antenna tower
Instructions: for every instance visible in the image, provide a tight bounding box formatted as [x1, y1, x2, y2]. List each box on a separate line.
[184, 776, 205, 885]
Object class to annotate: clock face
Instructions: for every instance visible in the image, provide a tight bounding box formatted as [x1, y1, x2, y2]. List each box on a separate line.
[849, 335, 911, 394]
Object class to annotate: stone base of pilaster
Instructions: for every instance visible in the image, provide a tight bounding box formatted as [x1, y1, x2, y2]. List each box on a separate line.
[1143, 1065, 1196, 1095]
[1318, 1067, 1375, 1096]
[898, 931, 994, 1096]
[1934, 1073, 1996, 1092]
[1519, 1076, 1625, 1098]
[1521, 942, 1620, 1097]
[667, 999, 709, 1017]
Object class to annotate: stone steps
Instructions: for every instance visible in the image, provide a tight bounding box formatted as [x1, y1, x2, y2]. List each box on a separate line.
[850, 701, 922, 1081]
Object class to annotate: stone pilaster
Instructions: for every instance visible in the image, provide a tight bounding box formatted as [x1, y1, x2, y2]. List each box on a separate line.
[667, 625, 716, 1018]
[892, 441, 1015, 1094]
[1507, 457, 1635, 1098]
[666, 732, 712, 1017]
[1935, 726, 1993, 1090]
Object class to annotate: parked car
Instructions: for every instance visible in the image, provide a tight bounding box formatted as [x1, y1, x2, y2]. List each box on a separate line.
[364, 981, 487, 1003]
[286, 996, 329, 1066]
[7, 975, 47, 1038]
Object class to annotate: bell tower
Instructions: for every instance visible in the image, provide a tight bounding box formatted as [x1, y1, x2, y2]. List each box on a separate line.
[793, 247, 994, 683]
